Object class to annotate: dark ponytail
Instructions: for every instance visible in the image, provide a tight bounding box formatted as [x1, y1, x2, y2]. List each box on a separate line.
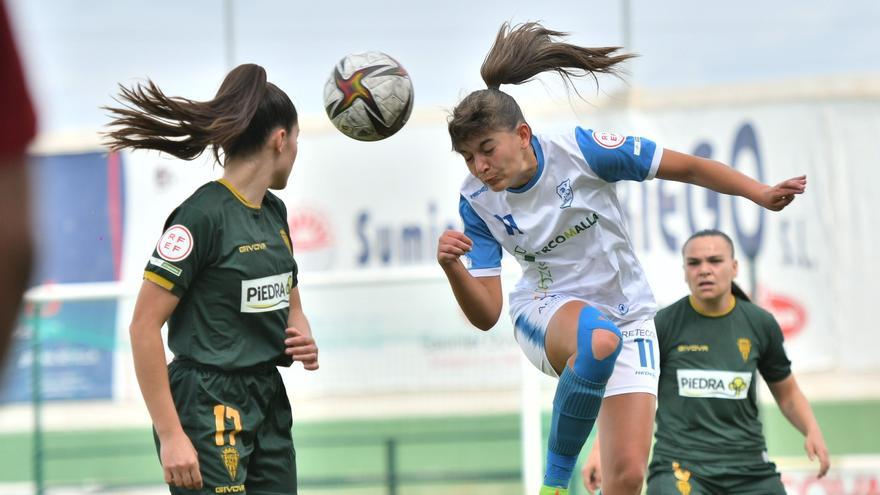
[730, 282, 751, 302]
[448, 22, 635, 150]
[103, 63, 297, 165]
[480, 21, 635, 91]
[683, 229, 752, 301]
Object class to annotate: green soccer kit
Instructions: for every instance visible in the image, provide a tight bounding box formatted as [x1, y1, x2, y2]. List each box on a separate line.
[646, 296, 792, 495]
[145, 179, 299, 494]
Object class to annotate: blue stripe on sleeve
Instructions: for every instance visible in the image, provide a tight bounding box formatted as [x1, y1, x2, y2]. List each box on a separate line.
[575, 127, 658, 182]
[459, 195, 502, 271]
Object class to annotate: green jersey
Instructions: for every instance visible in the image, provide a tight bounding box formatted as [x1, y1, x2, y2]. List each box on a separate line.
[144, 179, 297, 370]
[652, 296, 791, 464]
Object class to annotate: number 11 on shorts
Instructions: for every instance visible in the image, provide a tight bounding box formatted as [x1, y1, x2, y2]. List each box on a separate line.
[634, 338, 656, 369]
[214, 405, 243, 446]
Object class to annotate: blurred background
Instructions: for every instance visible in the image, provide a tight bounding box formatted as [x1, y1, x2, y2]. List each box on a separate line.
[2, 0, 879, 494]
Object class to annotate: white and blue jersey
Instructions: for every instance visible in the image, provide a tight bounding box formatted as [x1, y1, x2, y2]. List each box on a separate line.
[459, 127, 663, 323]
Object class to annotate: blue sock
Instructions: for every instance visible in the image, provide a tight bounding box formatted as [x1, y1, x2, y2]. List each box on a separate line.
[543, 367, 606, 488]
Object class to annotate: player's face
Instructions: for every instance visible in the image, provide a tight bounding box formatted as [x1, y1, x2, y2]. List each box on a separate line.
[683, 236, 738, 305]
[457, 123, 534, 191]
[271, 124, 299, 189]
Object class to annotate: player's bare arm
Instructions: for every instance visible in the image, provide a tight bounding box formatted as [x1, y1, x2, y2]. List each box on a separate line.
[656, 149, 806, 211]
[767, 375, 830, 478]
[285, 287, 318, 370]
[129, 280, 203, 489]
[437, 229, 503, 330]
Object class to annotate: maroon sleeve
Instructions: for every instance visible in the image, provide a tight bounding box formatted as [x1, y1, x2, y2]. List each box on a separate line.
[0, 0, 36, 159]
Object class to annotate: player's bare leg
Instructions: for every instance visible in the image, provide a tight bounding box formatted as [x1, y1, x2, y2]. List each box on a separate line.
[597, 392, 655, 494]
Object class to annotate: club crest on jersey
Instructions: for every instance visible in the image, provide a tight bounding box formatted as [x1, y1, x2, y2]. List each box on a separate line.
[157, 224, 193, 262]
[592, 130, 626, 149]
[556, 179, 573, 208]
[737, 338, 751, 361]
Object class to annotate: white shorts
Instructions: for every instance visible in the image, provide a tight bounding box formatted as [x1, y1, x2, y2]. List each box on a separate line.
[511, 294, 659, 397]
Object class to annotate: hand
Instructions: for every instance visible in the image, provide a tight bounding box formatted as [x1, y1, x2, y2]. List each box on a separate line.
[805, 429, 830, 478]
[159, 429, 203, 489]
[758, 175, 807, 211]
[581, 445, 602, 493]
[285, 326, 319, 370]
[437, 230, 472, 267]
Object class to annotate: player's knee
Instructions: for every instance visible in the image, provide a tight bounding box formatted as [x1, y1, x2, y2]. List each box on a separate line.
[577, 306, 622, 360]
[606, 462, 647, 492]
[591, 329, 620, 361]
[573, 306, 622, 382]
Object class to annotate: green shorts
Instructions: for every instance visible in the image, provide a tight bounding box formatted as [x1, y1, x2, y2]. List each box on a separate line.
[154, 359, 297, 495]
[647, 456, 785, 495]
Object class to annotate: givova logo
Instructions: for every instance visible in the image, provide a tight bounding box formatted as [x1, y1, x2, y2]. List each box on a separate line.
[676, 369, 752, 399]
[240, 272, 292, 313]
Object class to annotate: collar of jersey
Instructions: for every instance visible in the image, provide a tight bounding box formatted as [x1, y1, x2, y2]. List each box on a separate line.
[688, 295, 736, 317]
[506, 136, 544, 194]
[217, 178, 261, 210]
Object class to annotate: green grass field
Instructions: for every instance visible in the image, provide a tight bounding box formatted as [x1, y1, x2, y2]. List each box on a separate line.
[1, 400, 877, 494]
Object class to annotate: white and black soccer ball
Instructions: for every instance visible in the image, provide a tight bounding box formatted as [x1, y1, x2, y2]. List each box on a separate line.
[323, 51, 414, 141]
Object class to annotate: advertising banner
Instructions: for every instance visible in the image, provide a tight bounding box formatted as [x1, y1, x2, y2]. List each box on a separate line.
[1, 152, 124, 402]
[10, 92, 877, 401]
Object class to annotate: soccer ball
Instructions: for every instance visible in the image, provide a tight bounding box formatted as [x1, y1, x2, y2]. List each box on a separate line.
[323, 51, 414, 141]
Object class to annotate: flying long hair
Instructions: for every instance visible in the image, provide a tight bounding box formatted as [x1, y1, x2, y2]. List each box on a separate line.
[448, 22, 635, 150]
[103, 63, 297, 165]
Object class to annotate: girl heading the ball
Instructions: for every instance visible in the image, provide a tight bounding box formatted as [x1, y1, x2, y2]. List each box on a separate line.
[436, 22, 806, 495]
